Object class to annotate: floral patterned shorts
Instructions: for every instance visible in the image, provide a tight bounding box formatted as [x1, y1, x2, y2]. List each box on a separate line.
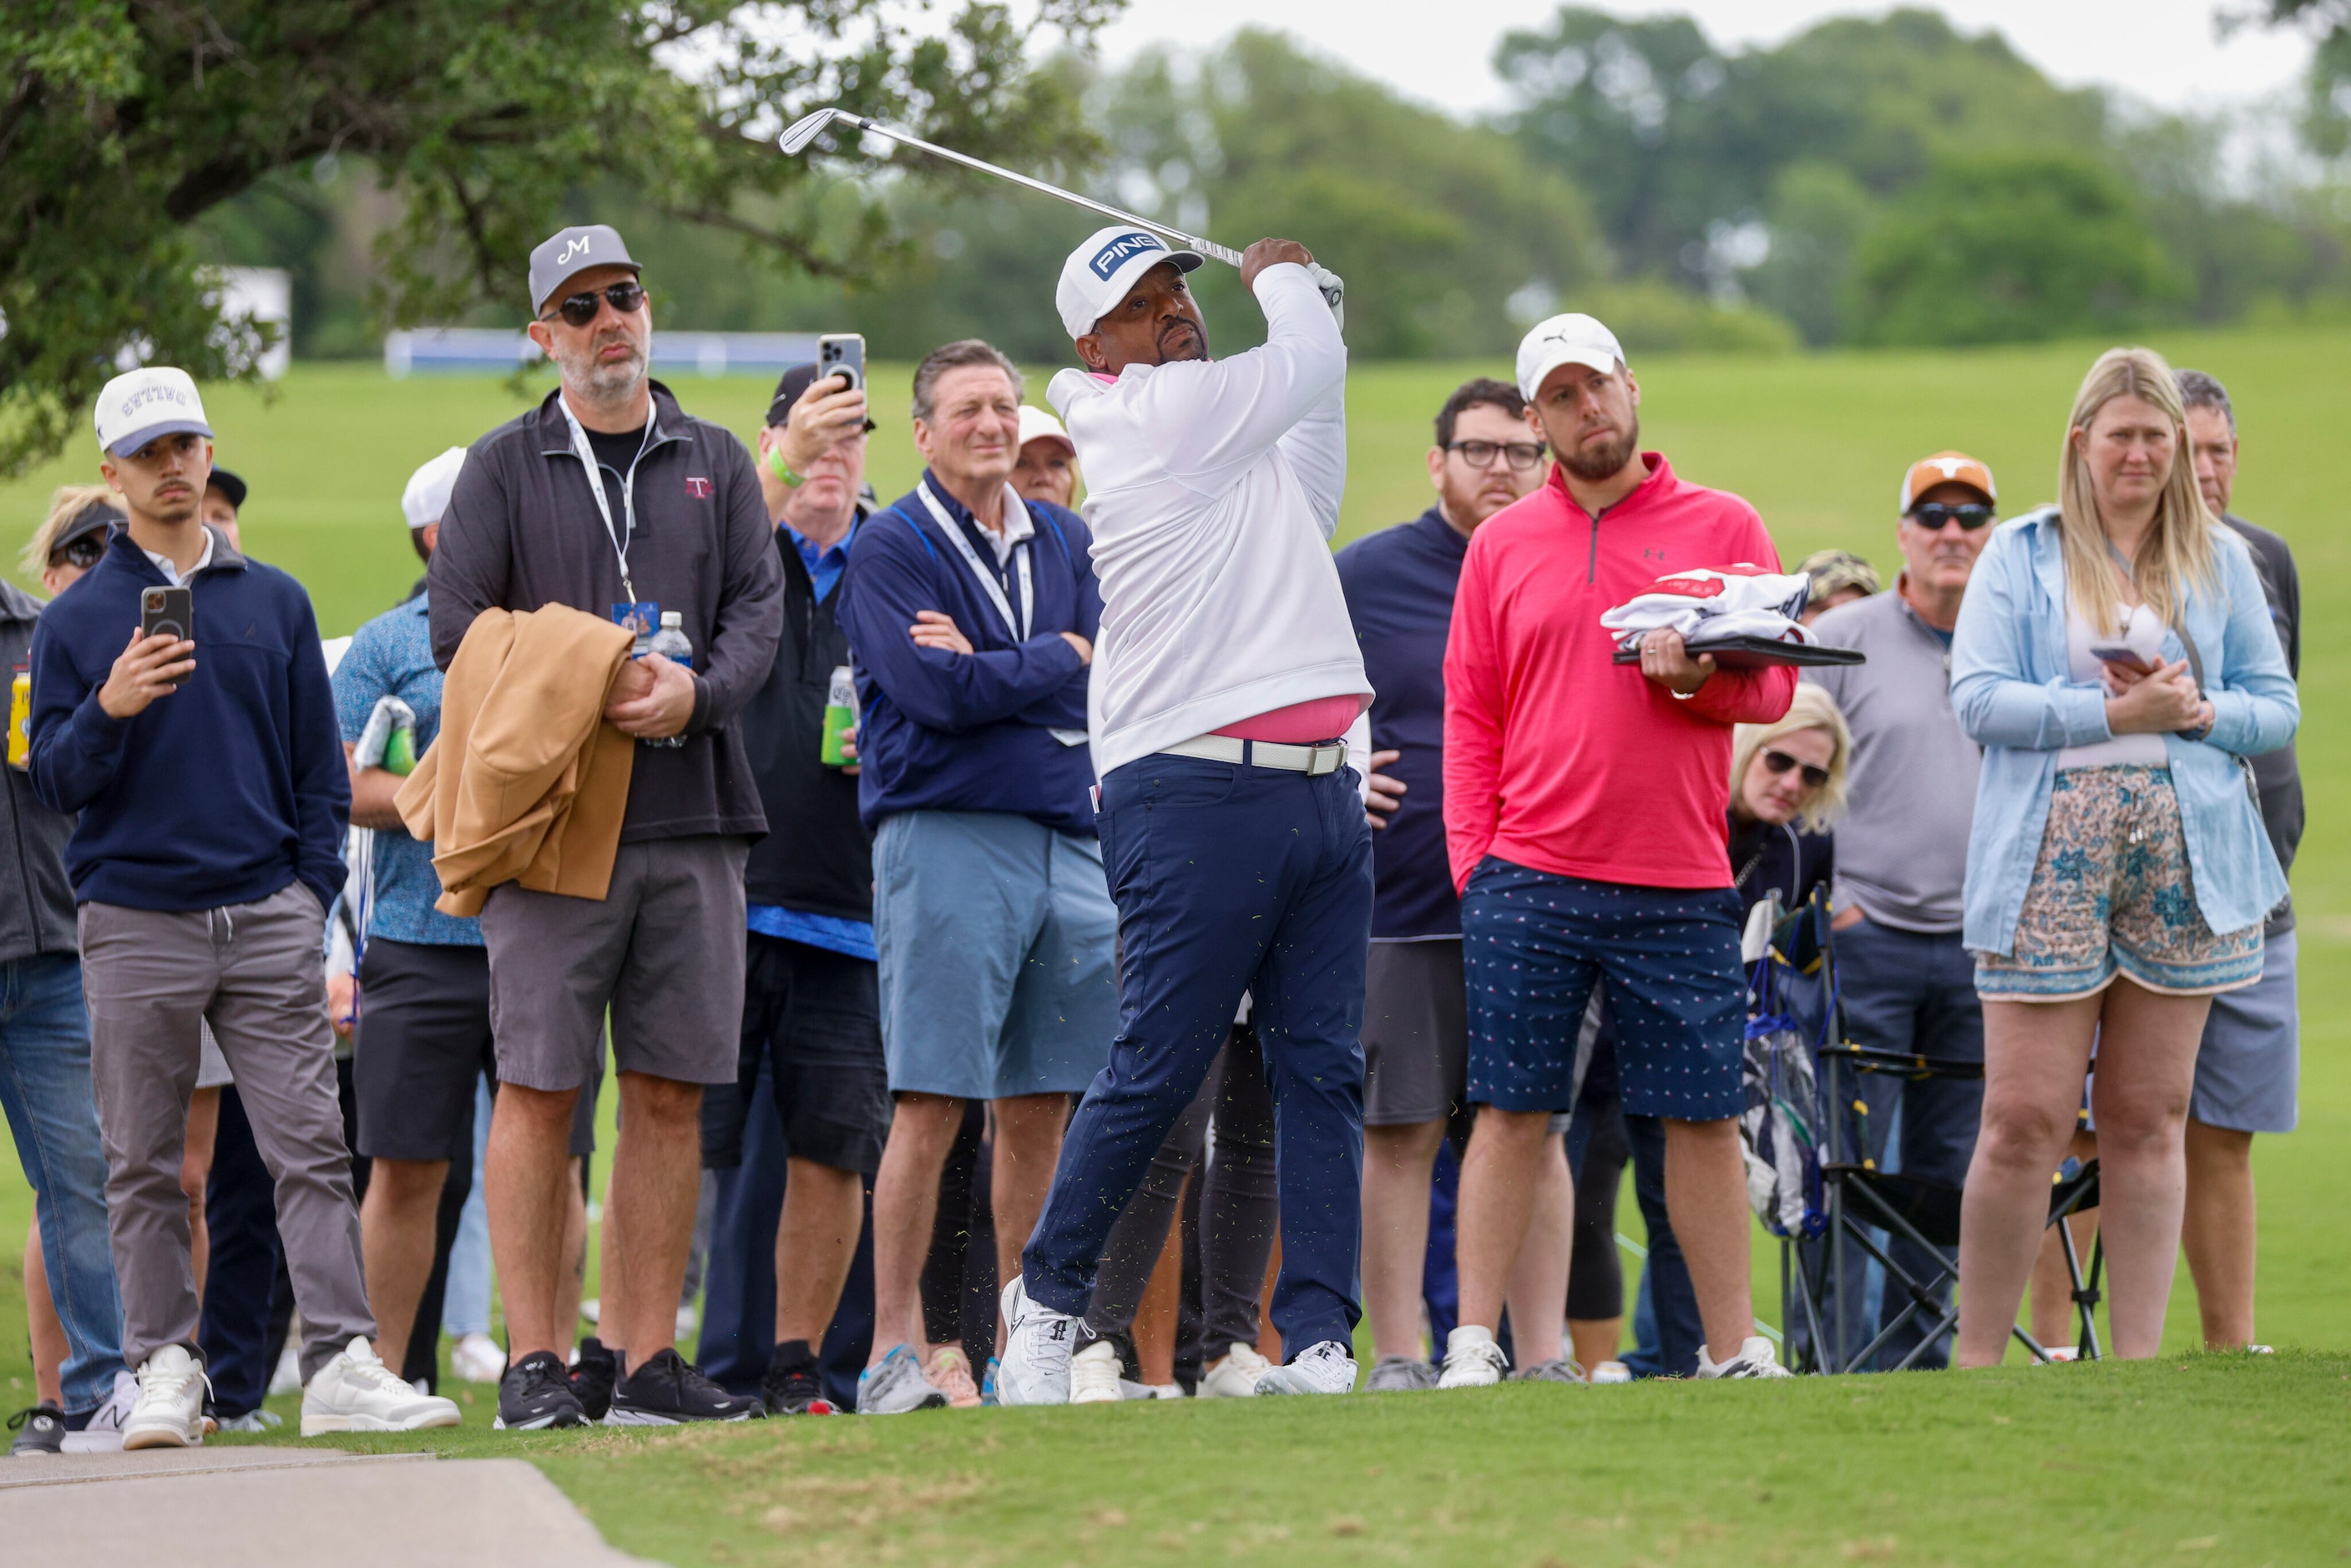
[1974, 766, 2263, 1002]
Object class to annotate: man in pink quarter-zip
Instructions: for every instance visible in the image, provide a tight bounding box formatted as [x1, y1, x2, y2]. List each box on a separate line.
[995, 226, 1373, 1402]
[1438, 313, 1799, 1386]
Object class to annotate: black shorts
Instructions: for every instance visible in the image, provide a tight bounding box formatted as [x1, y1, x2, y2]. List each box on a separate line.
[354, 938, 599, 1162]
[701, 933, 890, 1177]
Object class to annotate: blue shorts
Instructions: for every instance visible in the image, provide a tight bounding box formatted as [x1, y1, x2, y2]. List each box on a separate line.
[872, 810, 1119, 1101]
[2190, 926, 2298, 1134]
[1463, 857, 1745, 1120]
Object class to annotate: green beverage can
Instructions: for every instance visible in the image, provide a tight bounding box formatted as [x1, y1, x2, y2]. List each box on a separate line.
[819, 665, 857, 766]
[383, 723, 417, 776]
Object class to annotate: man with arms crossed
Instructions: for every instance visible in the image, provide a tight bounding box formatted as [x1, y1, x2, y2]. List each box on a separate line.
[432, 225, 779, 1428]
[1442, 314, 1797, 1384]
[999, 228, 1373, 1402]
[2175, 369, 2301, 1353]
[1801, 452, 1995, 1369]
[835, 341, 1115, 1414]
[31, 367, 457, 1444]
[1338, 377, 1580, 1388]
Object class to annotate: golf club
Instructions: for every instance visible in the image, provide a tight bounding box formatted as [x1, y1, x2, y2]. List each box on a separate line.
[778, 106, 1244, 266]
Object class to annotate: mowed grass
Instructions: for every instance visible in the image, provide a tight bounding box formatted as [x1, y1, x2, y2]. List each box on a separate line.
[3, 327, 2350, 1563]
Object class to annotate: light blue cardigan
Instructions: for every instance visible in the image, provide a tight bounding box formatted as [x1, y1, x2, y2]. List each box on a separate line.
[1950, 507, 2298, 956]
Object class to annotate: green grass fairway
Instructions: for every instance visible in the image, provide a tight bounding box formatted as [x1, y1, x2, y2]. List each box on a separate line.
[3, 327, 2348, 1562]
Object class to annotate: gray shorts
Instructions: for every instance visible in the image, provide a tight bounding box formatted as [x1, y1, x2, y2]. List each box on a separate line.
[872, 811, 1117, 1100]
[1363, 938, 1468, 1125]
[2190, 926, 2298, 1134]
[479, 835, 749, 1091]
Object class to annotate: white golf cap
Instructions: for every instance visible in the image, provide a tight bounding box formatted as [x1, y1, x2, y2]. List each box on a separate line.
[1018, 405, 1074, 454]
[1514, 313, 1627, 401]
[1056, 225, 1203, 340]
[402, 446, 468, 531]
[94, 367, 214, 458]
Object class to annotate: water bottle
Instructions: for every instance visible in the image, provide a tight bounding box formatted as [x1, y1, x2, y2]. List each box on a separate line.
[646, 611, 693, 749]
[819, 665, 857, 766]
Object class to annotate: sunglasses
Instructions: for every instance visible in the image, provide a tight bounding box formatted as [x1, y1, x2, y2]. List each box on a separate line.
[541, 281, 648, 327]
[1447, 439, 1549, 473]
[1761, 748, 1830, 790]
[48, 535, 105, 571]
[1907, 502, 1995, 531]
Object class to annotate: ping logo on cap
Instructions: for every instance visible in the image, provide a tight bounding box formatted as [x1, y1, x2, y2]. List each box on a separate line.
[1089, 231, 1165, 280]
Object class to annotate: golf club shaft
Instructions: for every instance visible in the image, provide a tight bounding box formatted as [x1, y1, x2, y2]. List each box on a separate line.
[827, 113, 1245, 268]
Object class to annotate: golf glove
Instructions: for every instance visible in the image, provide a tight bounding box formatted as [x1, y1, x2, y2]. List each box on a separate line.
[1307, 264, 1345, 331]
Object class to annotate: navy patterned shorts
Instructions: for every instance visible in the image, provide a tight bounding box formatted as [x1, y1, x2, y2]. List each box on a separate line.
[1462, 857, 1746, 1120]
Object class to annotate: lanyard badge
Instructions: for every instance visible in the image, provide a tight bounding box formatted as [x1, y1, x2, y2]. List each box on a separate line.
[915, 478, 1033, 640]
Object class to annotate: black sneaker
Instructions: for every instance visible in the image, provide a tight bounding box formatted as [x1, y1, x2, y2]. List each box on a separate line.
[570, 1338, 618, 1422]
[495, 1350, 587, 1430]
[761, 1353, 837, 1417]
[609, 1348, 763, 1425]
[8, 1402, 65, 1456]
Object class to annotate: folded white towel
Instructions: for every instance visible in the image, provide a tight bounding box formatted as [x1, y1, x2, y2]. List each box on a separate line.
[1600, 564, 1816, 652]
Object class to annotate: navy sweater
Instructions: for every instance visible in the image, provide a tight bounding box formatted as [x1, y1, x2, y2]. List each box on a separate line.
[836, 474, 1100, 836]
[1336, 508, 1465, 938]
[28, 527, 349, 914]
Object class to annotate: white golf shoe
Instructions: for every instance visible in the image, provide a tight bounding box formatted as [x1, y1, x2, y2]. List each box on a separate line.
[123, 1346, 210, 1450]
[995, 1277, 1075, 1406]
[1437, 1324, 1509, 1388]
[301, 1338, 463, 1434]
[1196, 1343, 1270, 1398]
[1695, 1336, 1793, 1379]
[1253, 1341, 1358, 1396]
[1067, 1340, 1124, 1405]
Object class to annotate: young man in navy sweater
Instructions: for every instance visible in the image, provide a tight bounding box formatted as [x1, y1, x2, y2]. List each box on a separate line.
[835, 339, 1116, 1414]
[29, 367, 456, 1444]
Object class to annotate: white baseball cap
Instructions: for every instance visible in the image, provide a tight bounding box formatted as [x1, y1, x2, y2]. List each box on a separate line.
[1514, 313, 1627, 402]
[1017, 405, 1074, 454]
[1055, 225, 1203, 340]
[94, 367, 214, 458]
[402, 447, 468, 531]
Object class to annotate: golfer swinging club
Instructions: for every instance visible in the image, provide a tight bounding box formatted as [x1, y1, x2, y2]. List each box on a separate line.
[998, 228, 1373, 1400]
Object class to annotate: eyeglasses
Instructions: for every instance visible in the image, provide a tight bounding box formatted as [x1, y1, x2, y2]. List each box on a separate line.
[48, 536, 104, 571]
[1906, 503, 1995, 531]
[1761, 749, 1830, 790]
[1446, 440, 1548, 473]
[540, 281, 648, 327]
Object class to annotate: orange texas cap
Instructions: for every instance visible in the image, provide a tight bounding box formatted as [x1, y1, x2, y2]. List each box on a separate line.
[1898, 451, 1996, 513]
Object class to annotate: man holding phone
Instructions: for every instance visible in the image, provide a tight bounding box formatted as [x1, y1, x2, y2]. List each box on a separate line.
[28, 366, 456, 1444]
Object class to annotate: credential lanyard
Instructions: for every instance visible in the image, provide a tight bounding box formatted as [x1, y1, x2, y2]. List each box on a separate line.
[916, 479, 1031, 641]
[561, 398, 650, 604]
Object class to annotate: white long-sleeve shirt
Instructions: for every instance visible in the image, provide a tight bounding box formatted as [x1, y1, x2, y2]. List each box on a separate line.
[1049, 262, 1370, 779]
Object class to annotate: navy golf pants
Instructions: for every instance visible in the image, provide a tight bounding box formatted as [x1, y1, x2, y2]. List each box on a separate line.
[1024, 751, 1373, 1358]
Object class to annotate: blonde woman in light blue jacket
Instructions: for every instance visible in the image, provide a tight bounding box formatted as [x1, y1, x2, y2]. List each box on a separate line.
[1948, 346, 2297, 1365]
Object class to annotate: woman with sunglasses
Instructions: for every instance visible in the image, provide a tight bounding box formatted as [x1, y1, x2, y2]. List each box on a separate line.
[20, 486, 119, 594]
[1726, 683, 1851, 918]
[1949, 346, 2296, 1365]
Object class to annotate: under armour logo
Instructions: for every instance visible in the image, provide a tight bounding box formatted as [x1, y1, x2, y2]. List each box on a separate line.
[557, 235, 592, 266]
[685, 477, 712, 498]
[1642, 547, 1666, 560]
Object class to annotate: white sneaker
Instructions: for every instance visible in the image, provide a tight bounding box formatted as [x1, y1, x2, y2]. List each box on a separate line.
[266, 1343, 303, 1398]
[1137, 1382, 1187, 1399]
[450, 1332, 506, 1384]
[996, 1277, 1076, 1406]
[2036, 1345, 2081, 1364]
[855, 1345, 948, 1414]
[1196, 1343, 1271, 1398]
[61, 1370, 137, 1453]
[1696, 1335, 1793, 1378]
[1589, 1359, 1634, 1384]
[1068, 1341, 1123, 1405]
[301, 1338, 463, 1434]
[123, 1346, 210, 1450]
[1253, 1340, 1358, 1395]
[215, 1409, 283, 1433]
[1437, 1324, 1508, 1388]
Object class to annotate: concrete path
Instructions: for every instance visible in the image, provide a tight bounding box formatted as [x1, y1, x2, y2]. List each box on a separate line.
[0, 1445, 660, 1565]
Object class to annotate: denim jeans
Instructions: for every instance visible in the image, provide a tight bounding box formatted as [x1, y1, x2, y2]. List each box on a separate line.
[0, 953, 125, 1414]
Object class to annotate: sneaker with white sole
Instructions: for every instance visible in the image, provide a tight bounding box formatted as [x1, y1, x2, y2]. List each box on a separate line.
[857, 1345, 948, 1414]
[450, 1332, 506, 1385]
[607, 1348, 761, 1424]
[1512, 1357, 1587, 1384]
[1254, 1340, 1358, 1395]
[995, 1277, 1075, 1406]
[1137, 1382, 1187, 1399]
[1196, 1343, 1270, 1399]
[123, 1346, 210, 1450]
[266, 1343, 303, 1398]
[215, 1409, 283, 1433]
[1437, 1324, 1508, 1388]
[1696, 1336, 1792, 1378]
[8, 1402, 64, 1455]
[1068, 1341, 1123, 1405]
[302, 1338, 463, 1434]
[61, 1369, 137, 1453]
[1366, 1356, 1438, 1392]
[1588, 1359, 1634, 1384]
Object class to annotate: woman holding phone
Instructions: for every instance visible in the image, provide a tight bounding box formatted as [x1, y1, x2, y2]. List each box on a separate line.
[1949, 346, 2297, 1363]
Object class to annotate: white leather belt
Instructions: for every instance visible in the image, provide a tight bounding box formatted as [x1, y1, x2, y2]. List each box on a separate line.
[1160, 734, 1347, 775]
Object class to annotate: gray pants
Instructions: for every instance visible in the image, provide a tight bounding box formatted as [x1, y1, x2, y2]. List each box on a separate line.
[81, 883, 374, 1380]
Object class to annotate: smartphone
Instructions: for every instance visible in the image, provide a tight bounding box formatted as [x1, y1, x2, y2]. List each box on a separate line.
[817, 332, 865, 394]
[140, 586, 194, 685]
[2088, 642, 2156, 674]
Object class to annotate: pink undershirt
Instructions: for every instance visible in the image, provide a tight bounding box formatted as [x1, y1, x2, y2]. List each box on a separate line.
[1215, 695, 1366, 744]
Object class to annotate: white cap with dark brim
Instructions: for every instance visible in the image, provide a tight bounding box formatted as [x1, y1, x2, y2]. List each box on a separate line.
[1056, 226, 1204, 341]
[94, 367, 214, 458]
[1514, 313, 1627, 402]
[402, 446, 469, 532]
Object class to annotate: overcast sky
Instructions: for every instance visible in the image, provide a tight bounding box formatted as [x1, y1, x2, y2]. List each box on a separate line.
[1088, 1, 2317, 115]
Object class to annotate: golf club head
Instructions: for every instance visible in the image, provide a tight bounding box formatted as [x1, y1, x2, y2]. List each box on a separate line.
[779, 108, 840, 157]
